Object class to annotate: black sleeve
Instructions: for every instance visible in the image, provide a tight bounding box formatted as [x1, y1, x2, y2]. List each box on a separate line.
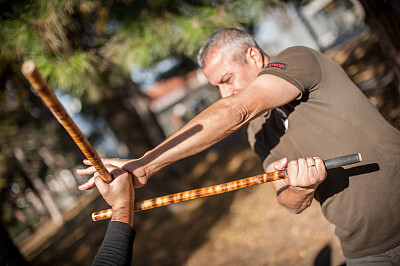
[92, 221, 135, 266]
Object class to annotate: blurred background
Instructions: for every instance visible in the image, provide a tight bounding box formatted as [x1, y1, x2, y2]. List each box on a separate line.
[0, 0, 399, 265]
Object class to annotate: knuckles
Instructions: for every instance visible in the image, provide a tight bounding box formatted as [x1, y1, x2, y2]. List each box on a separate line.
[286, 157, 326, 189]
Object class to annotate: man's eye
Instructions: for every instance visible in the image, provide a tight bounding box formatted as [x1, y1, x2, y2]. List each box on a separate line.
[223, 77, 231, 83]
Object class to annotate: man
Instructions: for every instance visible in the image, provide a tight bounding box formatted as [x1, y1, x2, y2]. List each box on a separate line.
[78, 29, 400, 264]
[91, 166, 136, 266]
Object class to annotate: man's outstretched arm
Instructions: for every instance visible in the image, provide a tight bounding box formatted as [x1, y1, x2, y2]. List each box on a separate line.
[78, 74, 300, 189]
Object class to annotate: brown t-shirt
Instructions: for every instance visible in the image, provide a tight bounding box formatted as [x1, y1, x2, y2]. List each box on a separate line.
[247, 46, 400, 258]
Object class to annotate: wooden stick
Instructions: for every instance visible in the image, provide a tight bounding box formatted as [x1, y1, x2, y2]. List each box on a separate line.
[21, 61, 112, 182]
[92, 170, 287, 221]
[92, 153, 362, 221]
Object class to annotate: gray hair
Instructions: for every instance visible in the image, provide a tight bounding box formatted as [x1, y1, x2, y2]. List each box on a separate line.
[197, 28, 265, 68]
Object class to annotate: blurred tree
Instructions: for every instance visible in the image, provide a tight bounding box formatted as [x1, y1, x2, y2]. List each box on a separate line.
[0, 59, 69, 264]
[0, 0, 276, 262]
[0, 0, 277, 155]
[1, 0, 398, 264]
[14, 147, 63, 226]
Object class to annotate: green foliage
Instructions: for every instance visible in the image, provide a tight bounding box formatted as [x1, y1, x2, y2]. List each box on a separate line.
[0, 0, 279, 242]
[228, 0, 282, 24]
[0, 0, 275, 102]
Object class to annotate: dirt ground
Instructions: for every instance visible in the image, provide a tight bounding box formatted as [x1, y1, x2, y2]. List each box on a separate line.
[19, 32, 400, 266]
[22, 142, 345, 266]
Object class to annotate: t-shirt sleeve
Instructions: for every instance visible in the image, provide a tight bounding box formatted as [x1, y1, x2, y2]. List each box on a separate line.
[92, 221, 136, 266]
[258, 46, 322, 96]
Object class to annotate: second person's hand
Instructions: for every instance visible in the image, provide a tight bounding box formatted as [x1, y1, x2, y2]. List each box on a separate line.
[76, 158, 148, 190]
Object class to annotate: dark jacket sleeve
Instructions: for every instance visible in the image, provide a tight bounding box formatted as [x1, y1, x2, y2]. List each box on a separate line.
[92, 221, 135, 266]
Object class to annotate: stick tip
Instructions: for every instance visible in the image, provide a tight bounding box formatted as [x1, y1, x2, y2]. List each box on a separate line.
[21, 60, 36, 77]
[358, 153, 362, 162]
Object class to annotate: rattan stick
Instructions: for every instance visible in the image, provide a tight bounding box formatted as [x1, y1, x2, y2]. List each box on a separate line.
[21, 61, 112, 182]
[92, 153, 362, 221]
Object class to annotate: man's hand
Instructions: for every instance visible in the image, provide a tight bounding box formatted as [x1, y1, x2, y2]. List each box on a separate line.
[273, 157, 326, 191]
[76, 158, 148, 190]
[92, 165, 135, 226]
[270, 157, 326, 213]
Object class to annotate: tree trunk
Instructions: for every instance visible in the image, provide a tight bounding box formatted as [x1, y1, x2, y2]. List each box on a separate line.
[38, 146, 80, 198]
[359, 0, 400, 89]
[125, 81, 165, 147]
[96, 79, 164, 158]
[14, 147, 63, 226]
[13, 206, 34, 232]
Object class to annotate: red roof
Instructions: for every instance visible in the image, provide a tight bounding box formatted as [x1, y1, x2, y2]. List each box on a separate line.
[146, 71, 198, 100]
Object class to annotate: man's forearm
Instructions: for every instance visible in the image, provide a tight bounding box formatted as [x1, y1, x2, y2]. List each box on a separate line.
[276, 186, 315, 214]
[130, 76, 299, 180]
[140, 97, 249, 177]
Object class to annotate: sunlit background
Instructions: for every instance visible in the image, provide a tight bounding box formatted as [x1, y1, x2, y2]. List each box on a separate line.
[1, 0, 399, 265]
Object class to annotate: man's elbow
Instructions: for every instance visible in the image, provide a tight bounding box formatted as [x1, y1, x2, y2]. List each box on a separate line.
[277, 201, 303, 214]
[287, 207, 306, 215]
[229, 103, 250, 128]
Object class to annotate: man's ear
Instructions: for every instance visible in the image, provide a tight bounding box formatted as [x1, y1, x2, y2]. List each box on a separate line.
[246, 47, 264, 68]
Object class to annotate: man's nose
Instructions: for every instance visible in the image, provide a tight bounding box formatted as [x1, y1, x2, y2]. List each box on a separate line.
[219, 85, 234, 98]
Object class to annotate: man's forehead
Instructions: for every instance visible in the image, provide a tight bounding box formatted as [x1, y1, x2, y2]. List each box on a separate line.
[203, 59, 231, 84]
[202, 46, 243, 84]
[204, 46, 226, 65]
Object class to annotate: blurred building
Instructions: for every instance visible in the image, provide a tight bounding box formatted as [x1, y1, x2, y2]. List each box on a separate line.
[142, 0, 367, 137]
[145, 69, 220, 136]
[255, 0, 366, 55]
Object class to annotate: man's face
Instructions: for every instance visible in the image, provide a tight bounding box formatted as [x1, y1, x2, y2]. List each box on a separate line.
[201, 47, 262, 98]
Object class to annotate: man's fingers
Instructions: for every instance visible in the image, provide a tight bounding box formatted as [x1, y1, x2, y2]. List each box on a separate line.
[314, 157, 325, 173]
[287, 159, 299, 176]
[76, 164, 118, 175]
[273, 158, 288, 171]
[76, 166, 97, 175]
[94, 176, 109, 194]
[133, 177, 147, 188]
[305, 157, 317, 173]
[78, 176, 96, 191]
[84, 158, 127, 167]
[298, 158, 308, 174]
[77, 164, 128, 190]
[83, 159, 93, 166]
[272, 158, 289, 185]
[77, 162, 120, 176]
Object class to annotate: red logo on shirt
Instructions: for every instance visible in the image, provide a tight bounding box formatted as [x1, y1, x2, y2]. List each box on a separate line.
[265, 62, 287, 70]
